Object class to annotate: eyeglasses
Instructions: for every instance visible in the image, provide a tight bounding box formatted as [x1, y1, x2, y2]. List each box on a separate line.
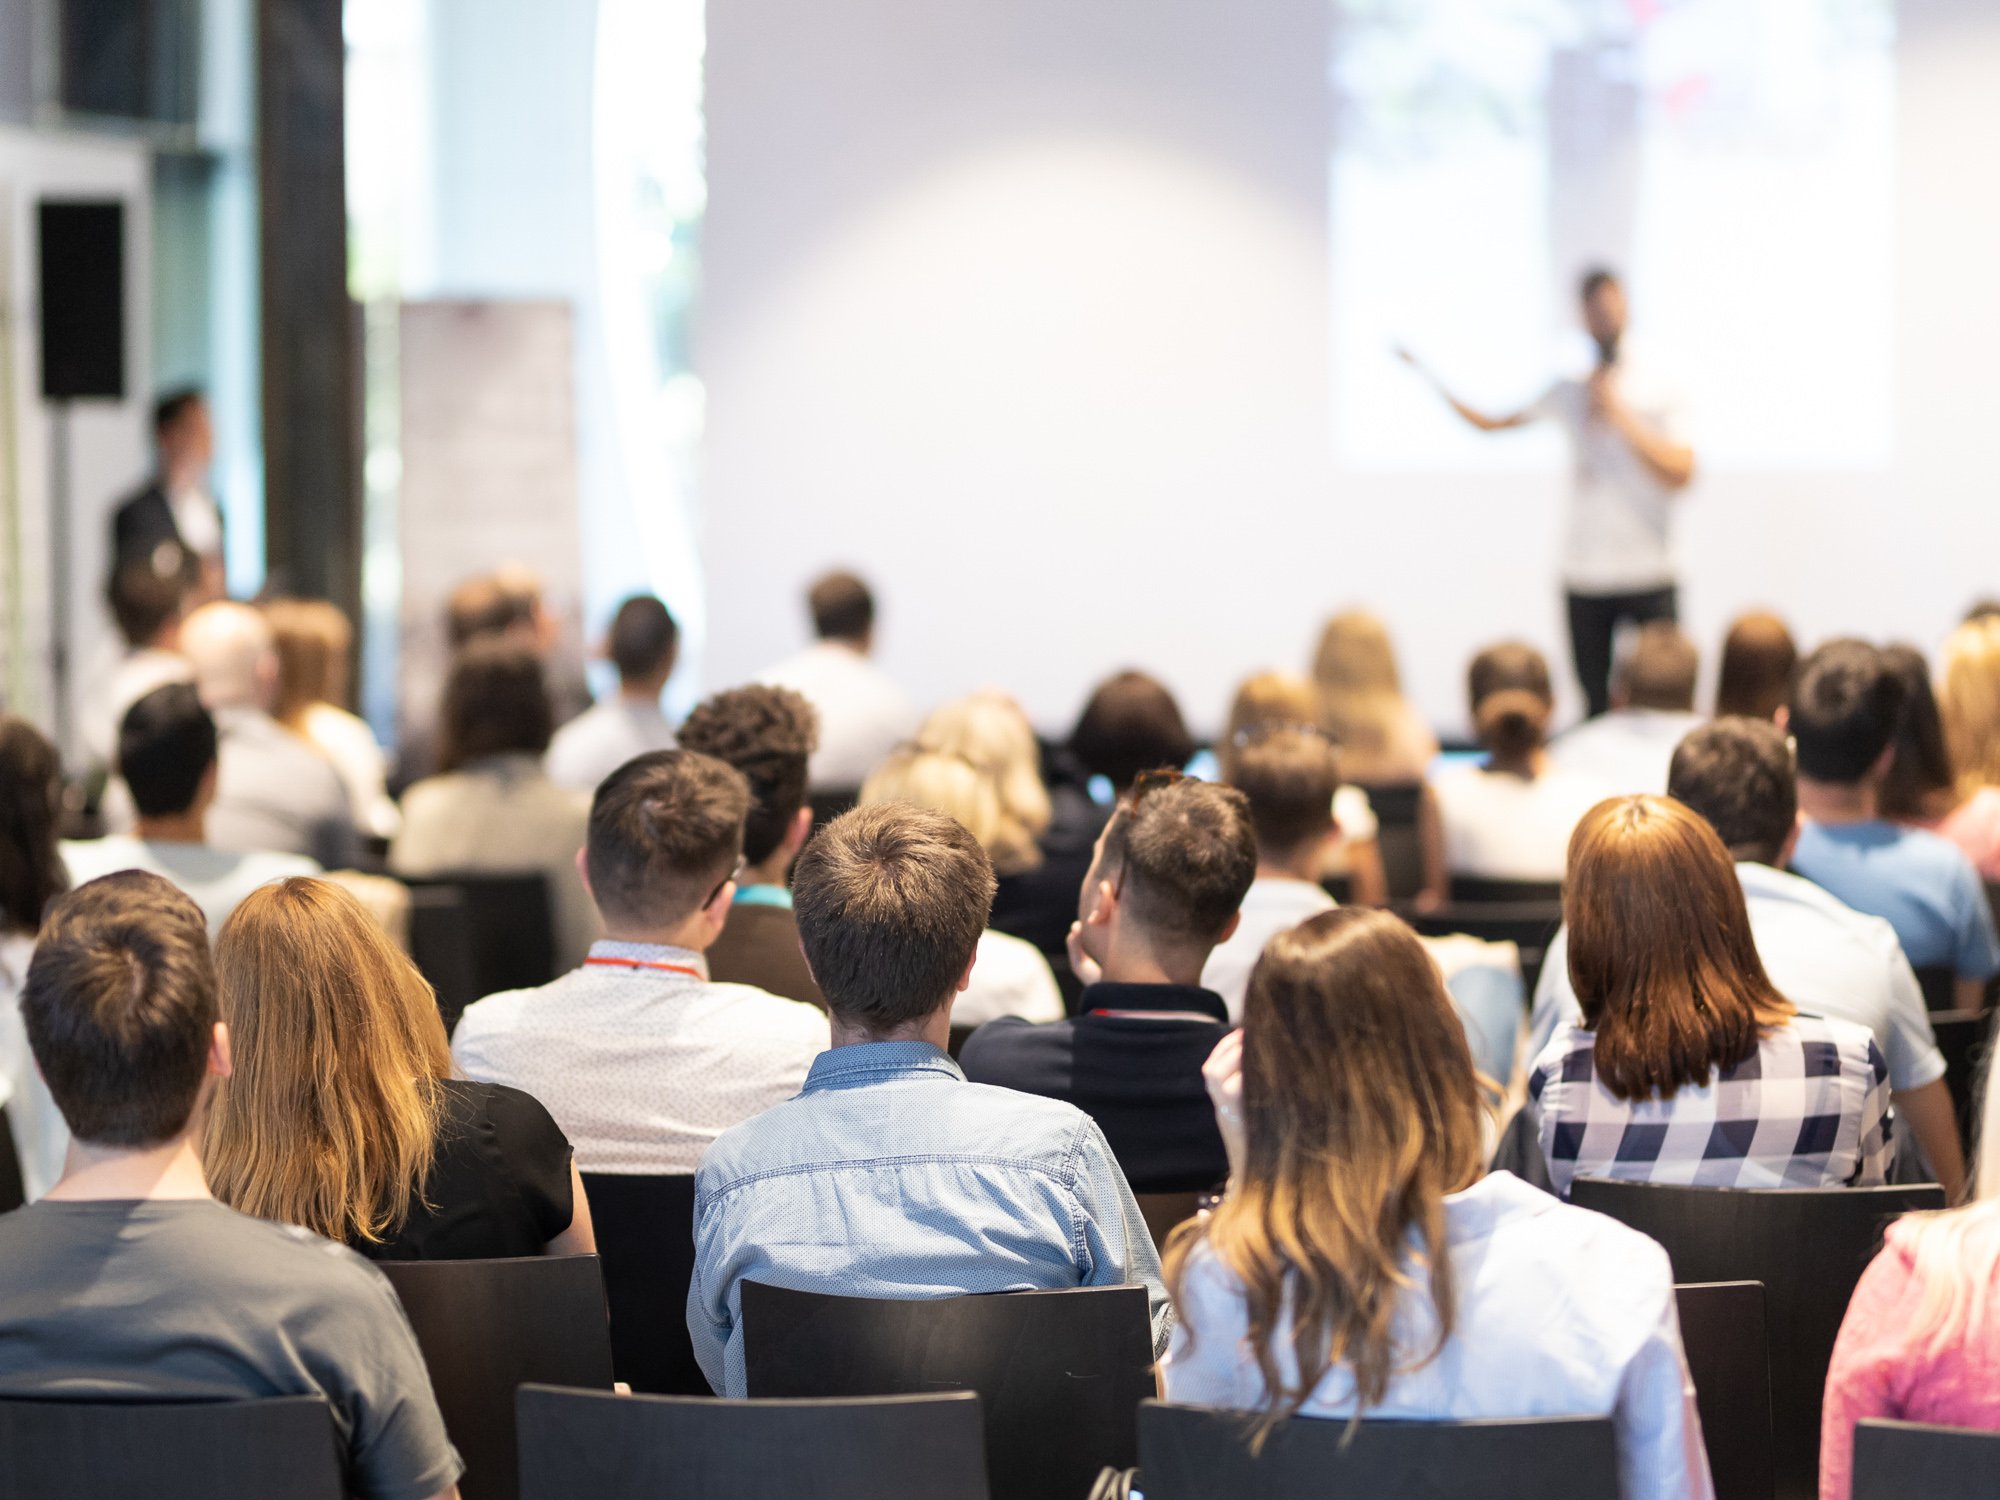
[1126, 766, 1186, 806]
[1229, 721, 1338, 751]
[705, 857, 748, 909]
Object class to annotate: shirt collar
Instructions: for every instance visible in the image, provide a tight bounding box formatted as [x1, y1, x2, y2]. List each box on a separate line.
[802, 1040, 962, 1092]
[733, 883, 794, 910]
[1079, 981, 1230, 1023]
[585, 940, 709, 978]
[1441, 1171, 1556, 1246]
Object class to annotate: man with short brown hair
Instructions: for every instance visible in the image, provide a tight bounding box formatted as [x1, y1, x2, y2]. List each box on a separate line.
[756, 569, 917, 791]
[687, 803, 1168, 1397]
[1551, 621, 1705, 793]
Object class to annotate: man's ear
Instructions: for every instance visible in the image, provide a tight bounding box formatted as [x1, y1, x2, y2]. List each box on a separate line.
[783, 805, 814, 858]
[574, 847, 594, 902]
[1777, 816, 1803, 870]
[1086, 878, 1118, 929]
[957, 948, 978, 994]
[1870, 741, 1897, 783]
[1774, 705, 1791, 732]
[1215, 910, 1241, 946]
[209, 1021, 233, 1080]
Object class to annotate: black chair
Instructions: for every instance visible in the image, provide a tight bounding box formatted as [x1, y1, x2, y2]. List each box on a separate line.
[1136, 1191, 1203, 1252]
[0, 1396, 344, 1499]
[1851, 1418, 2000, 1500]
[1913, 965, 1960, 1013]
[577, 1172, 706, 1394]
[1569, 1179, 1946, 1500]
[741, 1280, 1153, 1500]
[1929, 1007, 1994, 1159]
[1135, 1400, 1620, 1500]
[516, 1385, 989, 1500]
[1409, 902, 1565, 996]
[408, 883, 480, 1034]
[948, 1022, 979, 1060]
[1675, 1282, 1775, 1500]
[403, 873, 557, 1015]
[1448, 875, 1563, 905]
[0, 1106, 26, 1215]
[379, 1255, 616, 1500]
[1355, 781, 1426, 903]
[805, 787, 861, 835]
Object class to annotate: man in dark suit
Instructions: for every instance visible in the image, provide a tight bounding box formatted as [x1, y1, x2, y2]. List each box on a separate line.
[112, 388, 224, 603]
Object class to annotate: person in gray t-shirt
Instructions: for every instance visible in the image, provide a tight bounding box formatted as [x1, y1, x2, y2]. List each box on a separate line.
[1, 870, 460, 1500]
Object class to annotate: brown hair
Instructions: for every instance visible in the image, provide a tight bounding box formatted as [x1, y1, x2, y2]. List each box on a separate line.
[1311, 610, 1414, 772]
[265, 598, 354, 728]
[1714, 612, 1797, 721]
[1097, 777, 1258, 947]
[1070, 671, 1196, 794]
[204, 878, 451, 1244]
[586, 749, 751, 927]
[1621, 623, 1698, 712]
[792, 803, 995, 1032]
[808, 570, 874, 642]
[860, 747, 1040, 879]
[1165, 909, 1485, 1435]
[106, 555, 190, 649]
[1666, 718, 1797, 866]
[1564, 796, 1794, 1100]
[446, 573, 538, 649]
[1218, 671, 1320, 779]
[1226, 728, 1341, 862]
[0, 716, 68, 936]
[1466, 642, 1553, 760]
[438, 638, 555, 771]
[1878, 644, 1958, 822]
[677, 686, 819, 867]
[22, 871, 216, 1147]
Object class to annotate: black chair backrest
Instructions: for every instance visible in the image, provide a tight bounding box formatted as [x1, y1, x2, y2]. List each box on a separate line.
[1355, 780, 1425, 902]
[409, 883, 480, 1034]
[576, 1172, 705, 1394]
[0, 1396, 344, 1500]
[1569, 1179, 1945, 1500]
[1928, 1008, 1995, 1160]
[948, 1023, 978, 1060]
[1136, 1400, 1620, 1500]
[516, 1384, 989, 1500]
[1851, 1418, 2000, 1500]
[1448, 875, 1564, 905]
[741, 1280, 1153, 1500]
[0, 1106, 26, 1215]
[806, 787, 861, 835]
[1409, 902, 1564, 995]
[1675, 1281, 1774, 1500]
[1913, 965, 1960, 1013]
[378, 1254, 615, 1500]
[403, 874, 557, 1012]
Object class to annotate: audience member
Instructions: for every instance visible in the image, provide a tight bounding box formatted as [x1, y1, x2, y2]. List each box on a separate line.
[1551, 622, 1704, 792]
[84, 555, 194, 770]
[1310, 608, 1440, 782]
[1069, 670, 1196, 799]
[160, 602, 360, 869]
[1529, 796, 1892, 1197]
[111, 388, 225, 603]
[1166, 909, 1711, 1500]
[547, 594, 680, 792]
[1786, 640, 2000, 1009]
[65, 685, 318, 937]
[1940, 615, 2000, 877]
[757, 570, 917, 791]
[1714, 610, 1797, 721]
[0, 871, 462, 1500]
[0, 718, 69, 1200]
[1530, 719, 1963, 1200]
[1202, 726, 1341, 1019]
[266, 597, 399, 839]
[676, 685, 825, 1006]
[960, 773, 1255, 1192]
[1431, 642, 1607, 881]
[453, 750, 827, 1171]
[391, 639, 598, 969]
[1821, 1075, 2000, 1500]
[688, 803, 1169, 1396]
[205, 877, 593, 1260]
[1882, 638, 2000, 880]
[858, 747, 1064, 1025]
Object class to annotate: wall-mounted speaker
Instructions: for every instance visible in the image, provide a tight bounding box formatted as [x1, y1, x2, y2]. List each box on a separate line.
[37, 199, 126, 401]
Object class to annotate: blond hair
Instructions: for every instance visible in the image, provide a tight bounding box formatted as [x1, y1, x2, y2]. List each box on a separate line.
[917, 693, 1051, 855]
[863, 743, 1040, 877]
[1941, 617, 2000, 798]
[265, 598, 354, 729]
[1220, 671, 1322, 781]
[1311, 610, 1411, 773]
[204, 877, 450, 1244]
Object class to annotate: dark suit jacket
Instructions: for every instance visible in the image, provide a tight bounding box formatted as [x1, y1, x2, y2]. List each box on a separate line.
[706, 901, 825, 1010]
[112, 481, 182, 565]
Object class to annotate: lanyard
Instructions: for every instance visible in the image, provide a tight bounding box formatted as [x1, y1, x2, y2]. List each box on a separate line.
[584, 956, 704, 980]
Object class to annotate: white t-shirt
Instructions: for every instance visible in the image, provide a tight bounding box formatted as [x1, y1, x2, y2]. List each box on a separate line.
[545, 697, 678, 794]
[1430, 763, 1611, 882]
[954, 930, 1066, 1027]
[59, 837, 320, 939]
[0, 932, 66, 1202]
[1530, 356, 1691, 594]
[1201, 878, 1337, 1022]
[301, 702, 401, 840]
[1549, 708, 1706, 796]
[757, 641, 919, 790]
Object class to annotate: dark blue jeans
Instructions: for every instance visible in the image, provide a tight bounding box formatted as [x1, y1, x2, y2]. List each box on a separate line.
[1566, 584, 1679, 719]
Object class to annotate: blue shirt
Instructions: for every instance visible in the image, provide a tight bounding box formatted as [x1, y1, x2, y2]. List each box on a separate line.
[687, 1040, 1171, 1396]
[1790, 820, 2000, 978]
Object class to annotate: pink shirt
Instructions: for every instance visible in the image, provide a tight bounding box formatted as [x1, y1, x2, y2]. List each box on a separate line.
[1820, 1216, 2000, 1500]
[1926, 787, 2000, 880]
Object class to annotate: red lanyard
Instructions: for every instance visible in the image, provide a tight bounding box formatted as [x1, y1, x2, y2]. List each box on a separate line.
[584, 956, 704, 980]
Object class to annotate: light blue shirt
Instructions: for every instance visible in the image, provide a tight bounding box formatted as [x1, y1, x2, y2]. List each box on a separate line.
[1163, 1171, 1713, 1500]
[1529, 861, 1946, 1094]
[687, 1040, 1171, 1396]
[1790, 820, 2000, 978]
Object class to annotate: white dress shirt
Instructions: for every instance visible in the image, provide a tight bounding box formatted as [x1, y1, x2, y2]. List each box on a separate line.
[1164, 1170, 1713, 1500]
[1550, 708, 1706, 795]
[60, 837, 320, 939]
[545, 696, 677, 793]
[953, 929, 1065, 1027]
[757, 641, 919, 789]
[0, 932, 64, 1202]
[1201, 878, 1336, 1022]
[1430, 762, 1612, 882]
[1529, 861, 1946, 1094]
[452, 940, 831, 1174]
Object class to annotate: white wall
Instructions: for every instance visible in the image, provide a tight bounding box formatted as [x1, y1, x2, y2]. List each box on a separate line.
[700, 0, 2000, 739]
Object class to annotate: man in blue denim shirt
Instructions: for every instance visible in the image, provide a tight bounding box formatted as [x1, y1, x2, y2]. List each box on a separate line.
[687, 803, 1172, 1396]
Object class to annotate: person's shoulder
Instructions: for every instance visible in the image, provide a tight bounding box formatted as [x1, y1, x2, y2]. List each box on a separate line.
[172, 1201, 400, 1298]
[958, 1015, 1070, 1073]
[58, 835, 147, 882]
[1780, 1009, 1881, 1061]
[242, 849, 322, 882]
[700, 979, 832, 1038]
[1483, 1172, 1676, 1293]
[452, 975, 567, 1045]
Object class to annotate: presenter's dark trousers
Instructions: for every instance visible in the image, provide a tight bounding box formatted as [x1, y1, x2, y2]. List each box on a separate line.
[1566, 584, 1678, 720]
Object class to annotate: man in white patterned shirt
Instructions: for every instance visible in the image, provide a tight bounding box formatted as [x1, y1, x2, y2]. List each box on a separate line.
[452, 750, 829, 1173]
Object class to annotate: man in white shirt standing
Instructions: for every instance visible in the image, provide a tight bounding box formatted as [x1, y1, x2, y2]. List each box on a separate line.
[453, 748, 829, 1173]
[757, 571, 918, 793]
[1551, 622, 1706, 794]
[1406, 267, 1697, 719]
[547, 594, 680, 793]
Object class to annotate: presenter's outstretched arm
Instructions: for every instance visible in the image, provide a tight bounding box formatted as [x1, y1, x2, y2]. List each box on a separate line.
[1589, 368, 1696, 489]
[1396, 347, 1534, 432]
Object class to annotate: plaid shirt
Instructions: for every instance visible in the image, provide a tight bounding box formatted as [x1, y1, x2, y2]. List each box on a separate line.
[1528, 1013, 1892, 1198]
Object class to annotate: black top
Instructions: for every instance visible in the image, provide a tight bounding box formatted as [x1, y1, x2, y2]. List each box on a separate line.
[958, 981, 1231, 1193]
[355, 1078, 575, 1262]
[112, 481, 183, 565]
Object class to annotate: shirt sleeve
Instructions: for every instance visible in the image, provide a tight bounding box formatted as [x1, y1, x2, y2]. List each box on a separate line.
[1612, 1269, 1716, 1500]
[1820, 1245, 1918, 1500]
[334, 1268, 466, 1500]
[482, 1083, 576, 1243]
[1069, 1117, 1175, 1358]
[685, 1175, 734, 1395]
[1333, 785, 1379, 845]
[1878, 946, 1948, 1093]
[1160, 1244, 1258, 1410]
[1853, 1040, 1894, 1187]
[1952, 862, 2000, 981]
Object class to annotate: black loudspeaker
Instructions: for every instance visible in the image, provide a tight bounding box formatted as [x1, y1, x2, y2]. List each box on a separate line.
[37, 200, 126, 401]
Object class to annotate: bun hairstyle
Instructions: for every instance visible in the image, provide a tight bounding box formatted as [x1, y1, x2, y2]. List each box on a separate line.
[1468, 643, 1553, 761]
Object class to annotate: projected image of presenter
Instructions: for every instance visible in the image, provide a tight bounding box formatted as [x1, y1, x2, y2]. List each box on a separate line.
[1401, 268, 1696, 720]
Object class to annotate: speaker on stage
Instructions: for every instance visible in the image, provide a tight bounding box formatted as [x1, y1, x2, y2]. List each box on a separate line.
[37, 199, 126, 401]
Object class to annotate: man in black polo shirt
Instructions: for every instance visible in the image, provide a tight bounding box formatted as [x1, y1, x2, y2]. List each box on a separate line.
[960, 772, 1255, 1193]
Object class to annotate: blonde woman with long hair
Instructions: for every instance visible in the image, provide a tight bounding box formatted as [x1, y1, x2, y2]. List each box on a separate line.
[1933, 617, 2000, 878]
[205, 877, 593, 1259]
[1821, 1063, 2000, 1499]
[264, 597, 400, 839]
[1164, 908, 1711, 1500]
[1310, 609, 1438, 783]
[915, 692, 1051, 877]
